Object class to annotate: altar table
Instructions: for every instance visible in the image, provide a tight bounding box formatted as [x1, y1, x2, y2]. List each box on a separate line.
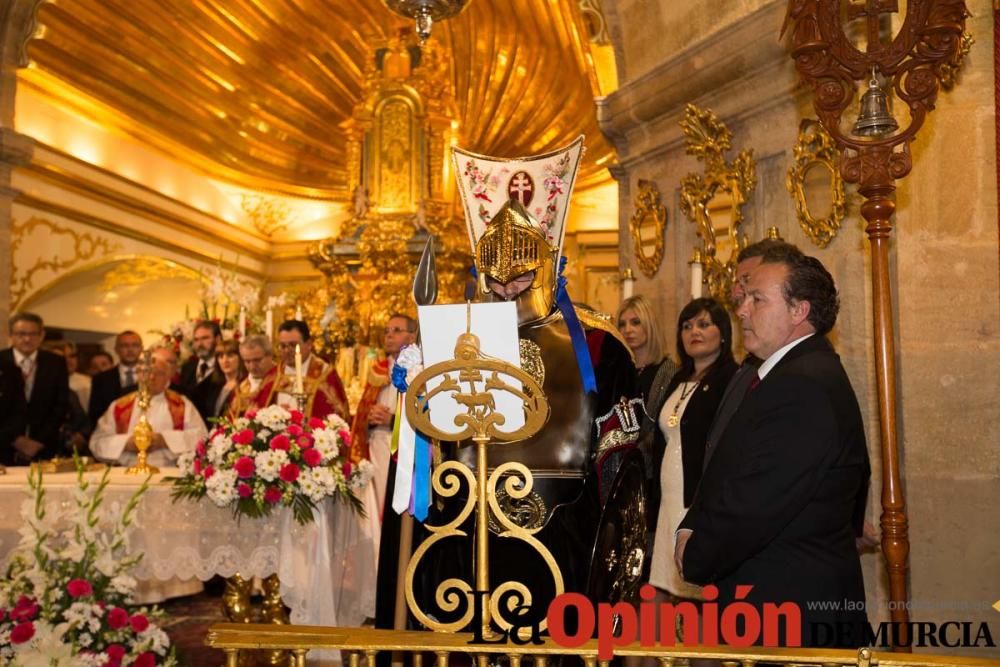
[0, 467, 377, 633]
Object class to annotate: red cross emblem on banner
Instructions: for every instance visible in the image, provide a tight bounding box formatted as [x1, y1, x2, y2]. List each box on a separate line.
[507, 171, 534, 206]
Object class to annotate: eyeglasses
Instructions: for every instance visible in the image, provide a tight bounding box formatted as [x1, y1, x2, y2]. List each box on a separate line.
[384, 327, 412, 335]
[276, 342, 304, 349]
[11, 330, 42, 338]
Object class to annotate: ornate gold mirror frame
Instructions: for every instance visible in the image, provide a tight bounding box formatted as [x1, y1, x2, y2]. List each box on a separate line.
[785, 120, 846, 249]
[629, 180, 667, 278]
[678, 104, 756, 303]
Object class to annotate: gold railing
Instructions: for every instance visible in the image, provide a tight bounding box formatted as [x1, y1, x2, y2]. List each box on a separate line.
[206, 624, 1000, 667]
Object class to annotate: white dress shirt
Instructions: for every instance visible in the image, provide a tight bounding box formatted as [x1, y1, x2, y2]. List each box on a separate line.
[276, 355, 314, 409]
[12, 349, 38, 399]
[91, 392, 207, 468]
[756, 333, 815, 381]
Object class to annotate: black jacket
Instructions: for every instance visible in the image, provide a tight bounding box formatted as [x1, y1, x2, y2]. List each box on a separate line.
[89, 365, 135, 424]
[0, 348, 69, 464]
[680, 335, 870, 646]
[178, 356, 226, 423]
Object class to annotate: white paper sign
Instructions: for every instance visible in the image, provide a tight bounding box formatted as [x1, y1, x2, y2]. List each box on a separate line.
[417, 302, 524, 437]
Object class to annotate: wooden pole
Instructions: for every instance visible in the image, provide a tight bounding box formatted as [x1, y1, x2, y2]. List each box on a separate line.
[859, 186, 911, 649]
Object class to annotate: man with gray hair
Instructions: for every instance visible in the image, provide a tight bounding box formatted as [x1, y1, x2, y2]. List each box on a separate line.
[91, 345, 207, 468]
[228, 334, 278, 417]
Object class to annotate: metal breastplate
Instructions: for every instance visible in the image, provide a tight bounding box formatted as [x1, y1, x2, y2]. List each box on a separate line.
[455, 313, 593, 525]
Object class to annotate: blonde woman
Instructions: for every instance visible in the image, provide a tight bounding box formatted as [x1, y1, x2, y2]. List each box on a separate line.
[616, 295, 678, 402]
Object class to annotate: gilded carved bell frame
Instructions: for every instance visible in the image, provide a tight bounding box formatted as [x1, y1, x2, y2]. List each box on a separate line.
[678, 104, 756, 304]
[629, 180, 668, 278]
[785, 120, 846, 249]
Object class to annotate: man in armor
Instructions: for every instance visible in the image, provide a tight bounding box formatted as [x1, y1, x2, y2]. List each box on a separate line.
[385, 137, 641, 634]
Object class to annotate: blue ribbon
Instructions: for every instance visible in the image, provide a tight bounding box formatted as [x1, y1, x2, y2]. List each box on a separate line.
[411, 431, 431, 521]
[555, 256, 597, 394]
[391, 365, 408, 392]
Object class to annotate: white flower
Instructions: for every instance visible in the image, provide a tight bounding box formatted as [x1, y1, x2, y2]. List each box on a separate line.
[312, 429, 340, 463]
[255, 405, 291, 430]
[205, 468, 239, 505]
[253, 449, 289, 482]
[396, 344, 424, 385]
[207, 435, 234, 465]
[176, 451, 196, 475]
[298, 467, 336, 503]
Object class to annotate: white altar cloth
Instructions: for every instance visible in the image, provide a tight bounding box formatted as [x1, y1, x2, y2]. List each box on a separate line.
[0, 467, 377, 633]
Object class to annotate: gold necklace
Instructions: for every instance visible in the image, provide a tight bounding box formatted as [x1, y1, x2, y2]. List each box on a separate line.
[666, 381, 699, 428]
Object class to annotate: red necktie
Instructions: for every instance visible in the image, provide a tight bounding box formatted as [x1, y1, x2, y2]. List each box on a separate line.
[746, 374, 761, 396]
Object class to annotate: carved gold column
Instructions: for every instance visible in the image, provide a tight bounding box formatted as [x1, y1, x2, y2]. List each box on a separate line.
[784, 0, 969, 649]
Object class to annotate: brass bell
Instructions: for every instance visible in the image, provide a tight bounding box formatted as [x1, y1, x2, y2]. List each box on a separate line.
[853, 75, 899, 137]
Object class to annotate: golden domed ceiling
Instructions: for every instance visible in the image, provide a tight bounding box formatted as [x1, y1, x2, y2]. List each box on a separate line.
[22, 0, 616, 200]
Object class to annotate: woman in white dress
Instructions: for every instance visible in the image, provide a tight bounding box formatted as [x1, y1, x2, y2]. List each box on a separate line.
[644, 298, 737, 614]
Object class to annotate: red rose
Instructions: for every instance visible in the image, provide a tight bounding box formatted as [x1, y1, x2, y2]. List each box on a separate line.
[342, 461, 353, 478]
[232, 429, 254, 445]
[297, 434, 313, 449]
[234, 456, 256, 479]
[238, 482, 252, 498]
[204, 465, 215, 479]
[106, 606, 129, 630]
[287, 424, 304, 437]
[245, 410, 257, 420]
[10, 595, 38, 621]
[338, 429, 353, 446]
[195, 440, 206, 457]
[105, 644, 126, 660]
[67, 578, 93, 598]
[302, 448, 322, 467]
[264, 486, 283, 504]
[193, 459, 202, 475]
[279, 463, 300, 483]
[289, 409, 304, 424]
[129, 613, 150, 633]
[308, 417, 324, 430]
[269, 434, 290, 451]
[135, 651, 157, 667]
[10, 621, 35, 644]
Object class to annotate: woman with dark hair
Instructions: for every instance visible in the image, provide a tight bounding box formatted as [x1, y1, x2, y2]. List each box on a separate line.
[616, 294, 678, 401]
[645, 297, 738, 601]
[212, 339, 247, 419]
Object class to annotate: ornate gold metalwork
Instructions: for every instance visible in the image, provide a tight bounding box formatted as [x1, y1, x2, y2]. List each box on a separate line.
[126, 350, 159, 475]
[678, 104, 756, 304]
[628, 180, 667, 278]
[939, 32, 974, 91]
[486, 474, 546, 534]
[100, 256, 201, 291]
[403, 316, 552, 638]
[578, 0, 611, 44]
[476, 200, 551, 285]
[785, 120, 846, 249]
[517, 339, 544, 387]
[241, 196, 294, 238]
[10, 216, 120, 307]
[22, 1, 615, 196]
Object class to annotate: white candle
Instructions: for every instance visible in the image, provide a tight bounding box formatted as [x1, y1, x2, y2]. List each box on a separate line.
[295, 305, 303, 320]
[690, 261, 703, 300]
[621, 268, 635, 300]
[265, 309, 273, 339]
[294, 343, 304, 394]
[238, 308, 246, 338]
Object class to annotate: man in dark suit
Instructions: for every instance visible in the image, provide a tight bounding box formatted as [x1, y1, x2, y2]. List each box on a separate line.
[0, 312, 69, 464]
[89, 330, 143, 424]
[703, 238, 797, 469]
[178, 320, 224, 423]
[676, 248, 870, 648]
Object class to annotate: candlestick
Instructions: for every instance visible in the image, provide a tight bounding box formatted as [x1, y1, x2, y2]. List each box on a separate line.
[265, 309, 273, 339]
[294, 343, 304, 394]
[621, 268, 635, 300]
[238, 308, 246, 338]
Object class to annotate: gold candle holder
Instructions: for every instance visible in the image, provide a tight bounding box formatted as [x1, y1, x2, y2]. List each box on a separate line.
[126, 351, 159, 475]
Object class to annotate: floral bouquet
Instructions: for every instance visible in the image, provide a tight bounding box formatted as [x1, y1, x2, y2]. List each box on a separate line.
[0, 463, 176, 666]
[170, 406, 374, 525]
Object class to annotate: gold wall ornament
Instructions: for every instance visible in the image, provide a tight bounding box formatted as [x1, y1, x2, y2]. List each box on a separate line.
[10, 216, 120, 307]
[785, 120, 846, 249]
[100, 256, 201, 291]
[240, 196, 295, 238]
[678, 104, 756, 305]
[402, 321, 554, 638]
[628, 180, 667, 278]
[939, 32, 974, 91]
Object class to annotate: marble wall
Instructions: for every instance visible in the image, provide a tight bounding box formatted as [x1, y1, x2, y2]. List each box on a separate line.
[601, 0, 999, 655]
